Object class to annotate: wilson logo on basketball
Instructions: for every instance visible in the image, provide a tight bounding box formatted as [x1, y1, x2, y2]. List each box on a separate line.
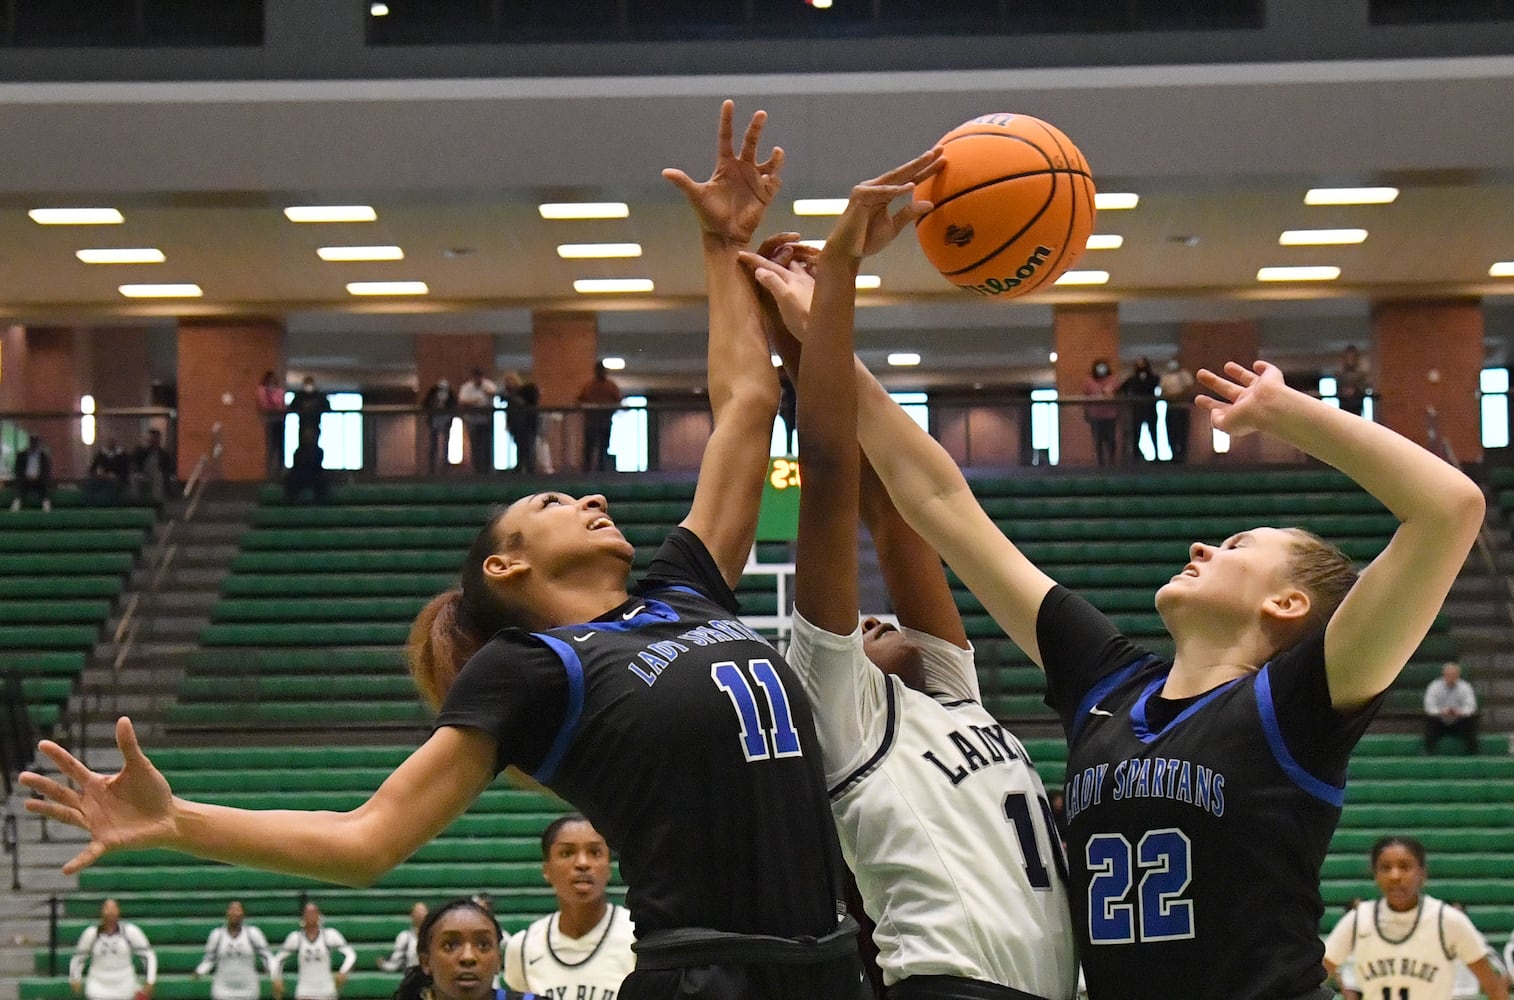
[966, 245, 1055, 297]
[944, 224, 975, 248]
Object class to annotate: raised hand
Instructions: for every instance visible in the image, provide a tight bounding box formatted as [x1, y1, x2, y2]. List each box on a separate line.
[1194, 360, 1292, 438]
[663, 99, 785, 246]
[826, 147, 944, 259]
[741, 234, 817, 341]
[19, 717, 178, 873]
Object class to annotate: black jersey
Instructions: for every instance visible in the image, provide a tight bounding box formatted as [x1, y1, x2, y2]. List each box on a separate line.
[437, 528, 846, 940]
[1038, 587, 1380, 1000]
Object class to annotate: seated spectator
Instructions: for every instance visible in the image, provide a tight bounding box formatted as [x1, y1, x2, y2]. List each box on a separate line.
[284, 428, 329, 504]
[10, 433, 53, 512]
[130, 429, 174, 504]
[1424, 661, 1480, 755]
[83, 438, 132, 502]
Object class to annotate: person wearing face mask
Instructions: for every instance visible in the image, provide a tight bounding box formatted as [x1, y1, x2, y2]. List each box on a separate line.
[289, 376, 329, 443]
[1082, 359, 1121, 466]
[422, 378, 458, 475]
[257, 371, 288, 480]
[1120, 356, 1161, 462]
[1158, 359, 1196, 464]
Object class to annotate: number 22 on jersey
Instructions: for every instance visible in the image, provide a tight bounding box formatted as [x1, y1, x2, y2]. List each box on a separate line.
[1087, 830, 1195, 944]
[711, 659, 803, 762]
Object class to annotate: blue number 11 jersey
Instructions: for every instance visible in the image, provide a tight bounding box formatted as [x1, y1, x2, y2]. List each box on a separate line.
[1038, 587, 1380, 1000]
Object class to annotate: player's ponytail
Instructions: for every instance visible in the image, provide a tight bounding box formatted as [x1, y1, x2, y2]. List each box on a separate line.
[407, 510, 520, 710]
[390, 963, 430, 1000]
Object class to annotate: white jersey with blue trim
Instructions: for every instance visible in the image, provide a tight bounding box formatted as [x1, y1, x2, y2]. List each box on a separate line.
[70, 923, 157, 1000]
[1324, 896, 1493, 1000]
[788, 613, 1077, 997]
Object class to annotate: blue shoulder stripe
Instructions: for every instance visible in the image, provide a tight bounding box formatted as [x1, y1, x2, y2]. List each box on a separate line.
[1068, 654, 1158, 743]
[1255, 665, 1346, 807]
[530, 634, 587, 786]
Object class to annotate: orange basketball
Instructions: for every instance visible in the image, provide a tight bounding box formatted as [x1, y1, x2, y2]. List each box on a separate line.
[915, 113, 1097, 299]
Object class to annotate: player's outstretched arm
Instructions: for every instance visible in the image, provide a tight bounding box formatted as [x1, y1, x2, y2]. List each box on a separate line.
[793, 149, 942, 636]
[1196, 360, 1485, 708]
[665, 99, 786, 587]
[742, 237, 1057, 666]
[20, 717, 495, 884]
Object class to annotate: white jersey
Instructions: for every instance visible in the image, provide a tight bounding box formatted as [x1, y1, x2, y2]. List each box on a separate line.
[377, 928, 419, 973]
[70, 923, 157, 1000]
[1324, 895, 1490, 1000]
[788, 614, 1077, 997]
[274, 927, 356, 1000]
[503, 905, 635, 1000]
[195, 925, 274, 1000]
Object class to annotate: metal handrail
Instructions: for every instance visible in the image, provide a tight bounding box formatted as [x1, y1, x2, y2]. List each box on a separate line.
[103, 423, 223, 717]
[1426, 406, 1514, 633]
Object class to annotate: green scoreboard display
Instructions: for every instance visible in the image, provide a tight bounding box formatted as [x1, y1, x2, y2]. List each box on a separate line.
[756, 456, 800, 542]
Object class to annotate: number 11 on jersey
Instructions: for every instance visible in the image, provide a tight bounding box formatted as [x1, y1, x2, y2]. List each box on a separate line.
[712, 659, 803, 762]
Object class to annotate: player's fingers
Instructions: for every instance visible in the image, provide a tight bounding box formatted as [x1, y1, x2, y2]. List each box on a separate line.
[660, 168, 699, 199]
[24, 796, 85, 828]
[716, 99, 735, 159]
[1193, 370, 1242, 402]
[737, 249, 786, 276]
[890, 199, 934, 231]
[758, 145, 784, 175]
[1222, 360, 1257, 384]
[62, 842, 106, 876]
[754, 232, 801, 259]
[873, 147, 944, 186]
[36, 739, 95, 785]
[117, 716, 149, 768]
[18, 771, 81, 808]
[739, 107, 767, 162]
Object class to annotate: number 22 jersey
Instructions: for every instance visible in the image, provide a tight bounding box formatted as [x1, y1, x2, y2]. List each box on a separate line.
[1039, 587, 1380, 1000]
[436, 528, 847, 941]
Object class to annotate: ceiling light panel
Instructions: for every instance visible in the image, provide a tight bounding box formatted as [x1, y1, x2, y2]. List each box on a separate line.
[1278, 229, 1368, 246]
[1055, 270, 1110, 286]
[346, 281, 429, 295]
[855, 275, 881, 290]
[1256, 266, 1341, 282]
[1085, 234, 1124, 250]
[317, 245, 404, 261]
[1490, 262, 1514, 278]
[284, 205, 377, 223]
[556, 243, 643, 259]
[793, 199, 848, 216]
[574, 278, 654, 294]
[539, 203, 629, 220]
[887, 353, 921, 366]
[1304, 187, 1398, 205]
[77, 248, 165, 264]
[1094, 193, 1139, 210]
[119, 283, 201, 298]
[30, 208, 124, 225]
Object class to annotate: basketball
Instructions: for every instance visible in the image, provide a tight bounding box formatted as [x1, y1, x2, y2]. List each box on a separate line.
[915, 113, 1097, 299]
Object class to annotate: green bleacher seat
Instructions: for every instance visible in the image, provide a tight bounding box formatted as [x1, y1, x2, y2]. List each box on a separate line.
[0, 576, 126, 598]
[164, 701, 430, 727]
[0, 599, 112, 623]
[0, 553, 134, 575]
[0, 625, 101, 649]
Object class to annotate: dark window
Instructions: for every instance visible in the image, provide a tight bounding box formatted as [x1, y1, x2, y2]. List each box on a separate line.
[366, 0, 494, 44]
[6, 0, 262, 46]
[1370, 0, 1514, 24]
[496, 0, 623, 43]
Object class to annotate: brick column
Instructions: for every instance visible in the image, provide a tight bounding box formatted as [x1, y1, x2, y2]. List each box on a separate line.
[532, 311, 600, 474]
[1178, 320, 1261, 464]
[1371, 299, 1483, 461]
[1054, 303, 1119, 467]
[177, 320, 285, 481]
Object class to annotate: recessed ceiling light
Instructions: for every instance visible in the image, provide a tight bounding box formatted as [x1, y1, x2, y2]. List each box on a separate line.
[793, 199, 848, 216]
[855, 275, 881, 290]
[1049, 351, 1058, 362]
[317, 245, 404, 261]
[574, 278, 654, 294]
[1094, 193, 1139, 211]
[1279, 229, 1368, 246]
[1055, 270, 1110, 286]
[1256, 266, 1341, 282]
[556, 243, 643, 259]
[601, 357, 627, 371]
[30, 208, 124, 225]
[810, 0, 834, 8]
[887, 352, 921, 367]
[284, 205, 377, 223]
[1490, 262, 1514, 278]
[119, 283, 201, 298]
[538, 202, 629, 220]
[346, 280, 429, 295]
[369, 2, 389, 15]
[77, 248, 165, 264]
[1085, 234, 1124, 250]
[1304, 187, 1398, 206]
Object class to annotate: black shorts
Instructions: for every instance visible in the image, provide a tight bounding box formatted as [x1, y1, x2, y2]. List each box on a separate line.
[887, 976, 1047, 1000]
[620, 953, 870, 1000]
